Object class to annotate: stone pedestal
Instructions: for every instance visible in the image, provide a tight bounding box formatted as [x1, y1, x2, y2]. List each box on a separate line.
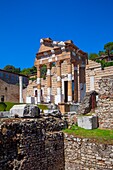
[77, 115, 98, 129]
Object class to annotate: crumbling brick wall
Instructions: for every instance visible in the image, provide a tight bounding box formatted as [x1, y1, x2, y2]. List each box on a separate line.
[95, 76, 113, 129]
[0, 118, 65, 170]
[65, 134, 113, 170]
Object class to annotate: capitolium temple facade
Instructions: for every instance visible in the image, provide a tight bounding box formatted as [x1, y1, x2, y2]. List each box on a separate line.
[34, 38, 88, 104]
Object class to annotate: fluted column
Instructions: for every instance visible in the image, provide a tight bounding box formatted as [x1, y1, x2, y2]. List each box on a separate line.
[67, 59, 72, 102]
[73, 63, 78, 103]
[19, 76, 23, 103]
[56, 61, 62, 104]
[37, 65, 41, 103]
[79, 63, 86, 102]
[47, 63, 51, 102]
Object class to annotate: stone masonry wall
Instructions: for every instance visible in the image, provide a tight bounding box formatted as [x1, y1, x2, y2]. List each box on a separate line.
[0, 79, 19, 103]
[86, 60, 113, 92]
[65, 134, 113, 170]
[0, 118, 65, 170]
[95, 77, 113, 129]
[27, 60, 77, 103]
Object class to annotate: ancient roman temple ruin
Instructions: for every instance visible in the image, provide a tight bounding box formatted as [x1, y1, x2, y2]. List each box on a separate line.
[34, 38, 88, 105]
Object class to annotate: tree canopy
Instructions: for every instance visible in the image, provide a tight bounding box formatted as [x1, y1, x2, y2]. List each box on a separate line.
[20, 66, 37, 76]
[88, 53, 99, 60]
[3, 65, 20, 74]
[104, 42, 113, 55]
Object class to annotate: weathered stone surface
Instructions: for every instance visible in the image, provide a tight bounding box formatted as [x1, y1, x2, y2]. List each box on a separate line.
[23, 104, 40, 117]
[65, 133, 113, 170]
[95, 77, 113, 129]
[43, 109, 62, 118]
[62, 112, 77, 127]
[10, 104, 40, 118]
[77, 115, 98, 129]
[0, 117, 66, 170]
[77, 90, 98, 115]
[0, 111, 10, 117]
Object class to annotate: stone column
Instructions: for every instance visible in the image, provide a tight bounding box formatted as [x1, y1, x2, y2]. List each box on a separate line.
[67, 59, 72, 102]
[19, 76, 23, 103]
[56, 61, 62, 104]
[79, 63, 86, 102]
[37, 65, 41, 103]
[47, 63, 51, 103]
[73, 63, 78, 103]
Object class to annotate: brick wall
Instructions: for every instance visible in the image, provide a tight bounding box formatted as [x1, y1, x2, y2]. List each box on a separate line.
[0, 118, 65, 170]
[1, 117, 113, 170]
[95, 77, 113, 129]
[65, 134, 113, 170]
[86, 60, 113, 92]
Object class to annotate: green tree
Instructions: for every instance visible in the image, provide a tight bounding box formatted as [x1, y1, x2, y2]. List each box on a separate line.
[3, 65, 20, 73]
[104, 42, 113, 60]
[41, 65, 47, 79]
[88, 53, 99, 60]
[20, 66, 37, 76]
[104, 42, 113, 54]
[98, 51, 105, 56]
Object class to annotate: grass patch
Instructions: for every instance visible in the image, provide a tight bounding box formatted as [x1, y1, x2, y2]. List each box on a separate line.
[0, 102, 7, 111]
[0, 102, 22, 111]
[37, 104, 48, 111]
[63, 125, 113, 144]
[5, 102, 17, 111]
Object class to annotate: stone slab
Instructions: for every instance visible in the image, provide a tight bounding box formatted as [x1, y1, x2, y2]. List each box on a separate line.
[77, 115, 98, 129]
[10, 104, 40, 118]
[0, 111, 10, 118]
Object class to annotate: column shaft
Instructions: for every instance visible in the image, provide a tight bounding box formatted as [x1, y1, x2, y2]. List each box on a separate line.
[56, 61, 62, 104]
[37, 65, 41, 103]
[74, 63, 78, 102]
[47, 63, 51, 102]
[79, 64, 86, 102]
[67, 59, 72, 102]
[19, 76, 23, 103]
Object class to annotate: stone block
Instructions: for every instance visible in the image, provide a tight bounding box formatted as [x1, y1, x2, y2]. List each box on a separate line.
[77, 115, 98, 129]
[0, 111, 10, 117]
[10, 104, 40, 117]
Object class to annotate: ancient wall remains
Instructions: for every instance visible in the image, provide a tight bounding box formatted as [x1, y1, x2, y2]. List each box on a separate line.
[1, 116, 113, 170]
[86, 60, 113, 92]
[0, 118, 65, 170]
[95, 76, 113, 129]
[0, 79, 19, 103]
[65, 134, 113, 170]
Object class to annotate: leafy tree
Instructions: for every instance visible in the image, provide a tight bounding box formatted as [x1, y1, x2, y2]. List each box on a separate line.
[41, 65, 47, 79]
[104, 42, 113, 54]
[20, 66, 37, 76]
[3, 65, 20, 73]
[104, 42, 113, 60]
[20, 68, 31, 75]
[88, 53, 99, 60]
[98, 51, 105, 56]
